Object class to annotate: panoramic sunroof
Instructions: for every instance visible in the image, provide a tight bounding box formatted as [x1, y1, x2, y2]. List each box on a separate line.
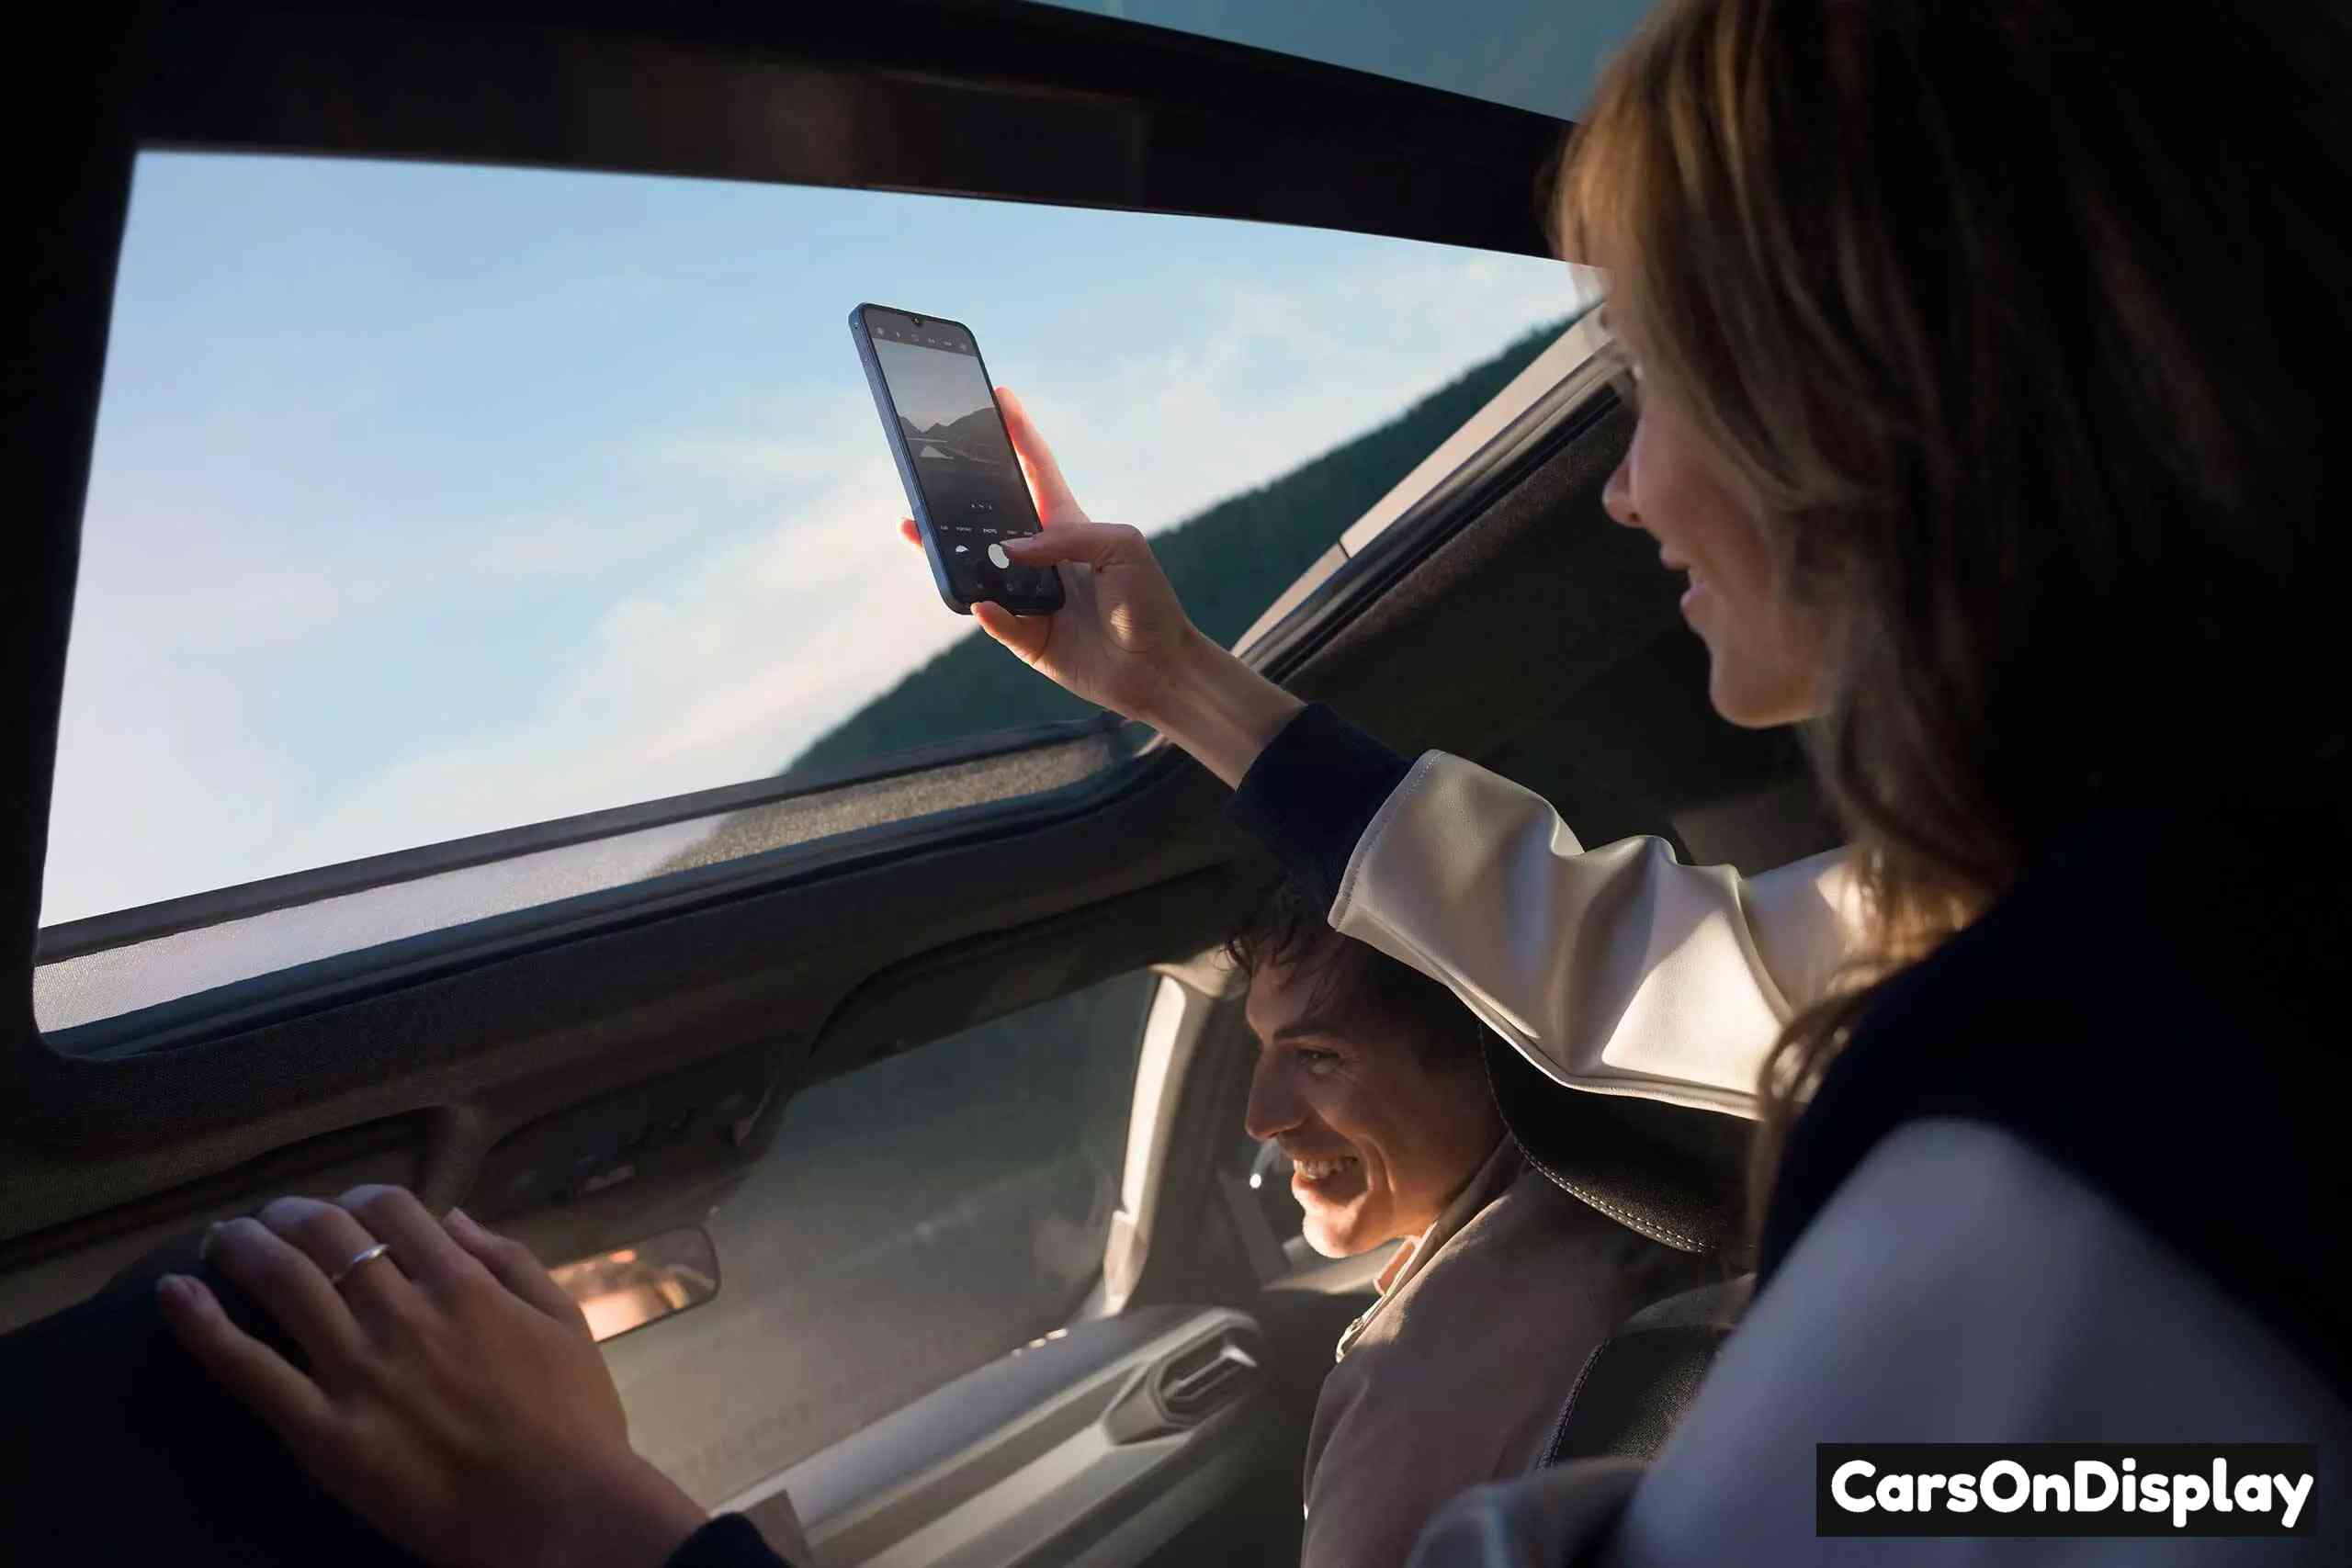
[1033, 0, 1655, 120]
[46, 149, 1588, 929]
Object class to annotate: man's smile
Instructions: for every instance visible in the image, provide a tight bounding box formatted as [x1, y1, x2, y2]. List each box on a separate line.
[1292, 1154, 1366, 1201]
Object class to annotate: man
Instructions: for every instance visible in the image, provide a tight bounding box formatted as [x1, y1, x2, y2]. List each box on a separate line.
[1229, 878, 1710, 1568]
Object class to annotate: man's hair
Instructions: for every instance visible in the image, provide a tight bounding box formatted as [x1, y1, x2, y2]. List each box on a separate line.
[1225, 878, 1488, 1075]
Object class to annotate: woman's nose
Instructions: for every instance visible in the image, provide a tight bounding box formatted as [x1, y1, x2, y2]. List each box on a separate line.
[1601, 454, 1639, 529]
[1244, 1057, 1302, 1142]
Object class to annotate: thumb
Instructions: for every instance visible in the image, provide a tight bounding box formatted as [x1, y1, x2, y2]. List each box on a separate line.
[971, 600, 1052, 664]
[1002, 522, 1143, 571]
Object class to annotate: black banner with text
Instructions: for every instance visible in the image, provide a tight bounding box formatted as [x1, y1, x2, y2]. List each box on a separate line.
[1816, 1444, 2318, 1537]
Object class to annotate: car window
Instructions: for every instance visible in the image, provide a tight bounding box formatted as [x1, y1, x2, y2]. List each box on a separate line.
[1033, 0, 1654, 120]
[44, 149, 1590, 959]
[601, 969, 1159, 1506]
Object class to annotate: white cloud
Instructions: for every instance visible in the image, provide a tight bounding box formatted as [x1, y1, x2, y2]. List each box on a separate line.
[41, 645, 303, 923]
[240, 453, 964, 877]
[67, 506, 384, 655]
[470, 508, 698, 580]
[1026, 254, 1598, 531]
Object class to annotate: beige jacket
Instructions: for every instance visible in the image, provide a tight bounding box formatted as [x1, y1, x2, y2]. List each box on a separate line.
[1299, 1138, 1711, 1568]
[1330, 753, 1860, 1119]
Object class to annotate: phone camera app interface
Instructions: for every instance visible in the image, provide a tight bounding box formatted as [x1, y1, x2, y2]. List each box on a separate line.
[871, 324, 1044, 604]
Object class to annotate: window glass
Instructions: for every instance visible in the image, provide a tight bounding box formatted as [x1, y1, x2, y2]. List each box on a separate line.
[48, 149, 1588, 928]
[32, 728, 1124, 1035]
[605, 970, 1159, 1506]
[1034, 0, 1656, 120]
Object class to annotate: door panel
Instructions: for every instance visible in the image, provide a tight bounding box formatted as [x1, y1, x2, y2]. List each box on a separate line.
[729, 1306, 1296, 1568]
[0, 1115, 426, 1336]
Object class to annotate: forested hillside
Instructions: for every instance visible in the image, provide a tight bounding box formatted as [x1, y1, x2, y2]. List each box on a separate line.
[784, 320, 1567, 779]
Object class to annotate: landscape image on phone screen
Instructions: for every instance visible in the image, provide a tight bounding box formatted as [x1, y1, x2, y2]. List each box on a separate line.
[872, 331, 1055, 605]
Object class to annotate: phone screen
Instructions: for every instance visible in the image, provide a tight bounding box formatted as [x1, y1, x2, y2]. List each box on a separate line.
[862, 312, 1057, 610]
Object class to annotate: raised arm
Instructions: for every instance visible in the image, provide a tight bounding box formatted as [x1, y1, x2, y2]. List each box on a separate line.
[952, 394, 1854, 1111]
[1231, 706, 1856, 1117]
[898, 387, 1304, 788]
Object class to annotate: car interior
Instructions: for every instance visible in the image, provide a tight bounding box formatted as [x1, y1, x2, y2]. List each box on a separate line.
[5, 3, 1842, 1563]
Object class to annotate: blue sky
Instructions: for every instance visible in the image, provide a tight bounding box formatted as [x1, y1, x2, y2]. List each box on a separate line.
[46, 151, 1593, 925]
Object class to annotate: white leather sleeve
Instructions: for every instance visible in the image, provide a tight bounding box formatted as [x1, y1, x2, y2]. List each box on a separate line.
[1328, 751, 1858, 1118]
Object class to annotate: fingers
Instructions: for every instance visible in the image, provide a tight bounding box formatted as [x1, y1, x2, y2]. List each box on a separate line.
[900, 514, 1074, 645]
[157, 1272, 333, 1437]
[999, 521, 1144, 571]
[256, 1194, 422, 1326]
[337, 1184, 481, 1289]
[442, 1208, 587, 1332]
[996, 388, 1084, 525]
[201, 1215, 369, 1370]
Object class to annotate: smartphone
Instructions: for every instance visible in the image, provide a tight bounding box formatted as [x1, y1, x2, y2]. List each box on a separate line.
[850, 303, 1065, 616]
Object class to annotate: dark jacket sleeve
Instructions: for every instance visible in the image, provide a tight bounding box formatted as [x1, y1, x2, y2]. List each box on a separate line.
[1226, 703, 1413, 910]
[665, 1515, 791, 1568]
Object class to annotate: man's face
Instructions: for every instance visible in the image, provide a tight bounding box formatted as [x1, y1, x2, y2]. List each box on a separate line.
[1242, 954, 1503, 1258]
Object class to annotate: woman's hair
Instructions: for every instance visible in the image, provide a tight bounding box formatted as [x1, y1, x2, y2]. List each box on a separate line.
[1552, 0, 2352, 1223]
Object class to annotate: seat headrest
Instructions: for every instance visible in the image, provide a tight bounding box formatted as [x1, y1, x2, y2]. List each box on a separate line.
[1482, 1032, 1751, 1258]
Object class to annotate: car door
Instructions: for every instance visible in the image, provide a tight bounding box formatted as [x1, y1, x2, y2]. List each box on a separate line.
[680, 969, 1293, 1568]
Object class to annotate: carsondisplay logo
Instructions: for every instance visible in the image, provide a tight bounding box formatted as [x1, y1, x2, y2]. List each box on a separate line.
[1832, 1458, 2312, 1530]
[1815, 1445, 2318, 1538]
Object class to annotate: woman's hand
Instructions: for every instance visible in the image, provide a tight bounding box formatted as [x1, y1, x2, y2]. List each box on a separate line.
[900, 388, 1303, 786]
[158, 1187, 708, 1568]
[907, 387, 1199, 724]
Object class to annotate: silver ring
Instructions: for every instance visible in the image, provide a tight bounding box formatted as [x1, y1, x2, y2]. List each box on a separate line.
[328, 1241, 393, 1288]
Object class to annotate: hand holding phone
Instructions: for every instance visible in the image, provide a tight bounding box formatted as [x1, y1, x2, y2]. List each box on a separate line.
[887, 388, 1306, 788]
[851, 304, 1065, 615]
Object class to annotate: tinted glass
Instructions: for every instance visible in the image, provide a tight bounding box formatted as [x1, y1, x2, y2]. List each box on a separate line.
[47, 150, 1584, 927]
[604, 970, 1159, 1505]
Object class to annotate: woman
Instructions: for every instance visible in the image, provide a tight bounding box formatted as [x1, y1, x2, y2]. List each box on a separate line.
[162, 0, 2351, 1562]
